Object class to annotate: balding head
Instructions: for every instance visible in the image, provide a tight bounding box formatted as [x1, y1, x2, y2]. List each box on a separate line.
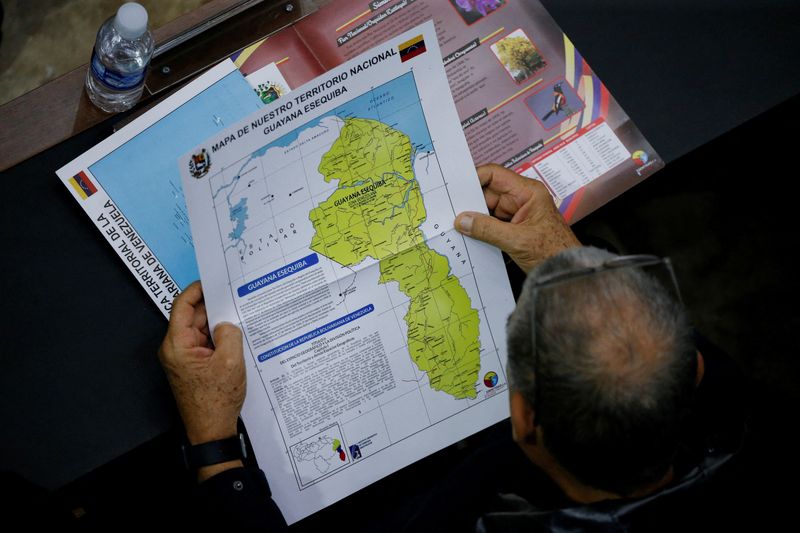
[507, 247, 696, 496]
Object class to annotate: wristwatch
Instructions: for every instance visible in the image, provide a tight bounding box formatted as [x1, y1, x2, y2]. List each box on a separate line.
[182, 433, 248, 471]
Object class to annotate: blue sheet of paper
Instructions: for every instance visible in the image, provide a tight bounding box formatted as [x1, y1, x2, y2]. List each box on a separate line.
[89, 69, 263, 289]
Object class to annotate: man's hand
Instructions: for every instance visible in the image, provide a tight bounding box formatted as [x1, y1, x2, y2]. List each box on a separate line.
[454, 164, 580, 272]
[158, 281, 245, 446]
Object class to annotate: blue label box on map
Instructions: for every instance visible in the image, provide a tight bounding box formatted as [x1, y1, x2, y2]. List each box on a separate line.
[238, 253, 319, 297]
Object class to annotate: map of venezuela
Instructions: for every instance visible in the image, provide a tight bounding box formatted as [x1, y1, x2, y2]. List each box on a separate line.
[309, 96, 481, 399]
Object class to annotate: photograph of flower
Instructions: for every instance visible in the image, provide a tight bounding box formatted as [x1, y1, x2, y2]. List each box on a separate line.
[449, 0, 505, 26]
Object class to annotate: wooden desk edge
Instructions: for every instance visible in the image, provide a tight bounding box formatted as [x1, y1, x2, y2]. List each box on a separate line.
[0, 0, 277, 172]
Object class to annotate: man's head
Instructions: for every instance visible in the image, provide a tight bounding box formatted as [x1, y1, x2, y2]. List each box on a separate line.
[506, 246, 697, 498]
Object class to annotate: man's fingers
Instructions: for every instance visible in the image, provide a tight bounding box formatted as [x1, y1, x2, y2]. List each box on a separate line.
[193, 300, 208, 332]
[455, 211, 524, 255]
[476, 163, 528, 191]
[170, 281, 204, 327]
[476, 164, 541, 212]
[476, 163, 509, 189]
[177, 281, 204, 305]
[213, 322, 243, 359]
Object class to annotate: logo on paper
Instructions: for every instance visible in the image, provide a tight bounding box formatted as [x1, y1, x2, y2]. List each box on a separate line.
[255, 82, 286, 104]
[632, 150, 649, 167]
[68, 170, 97, 200]
[189, 148, 211, 179]
[349, 444, 362, 460]
[399, 35, 427, 62]
[483, 371, 499, 388]
[332, 439, 346, 462]
[632, 149, 658, 176]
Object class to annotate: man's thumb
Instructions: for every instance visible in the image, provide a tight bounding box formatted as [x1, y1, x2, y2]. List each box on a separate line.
[455, 211, 520, 253]
[213, 322, 243, 355]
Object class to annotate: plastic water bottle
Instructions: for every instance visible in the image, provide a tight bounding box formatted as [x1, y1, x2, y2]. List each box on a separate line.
[85, 2, 154, 113]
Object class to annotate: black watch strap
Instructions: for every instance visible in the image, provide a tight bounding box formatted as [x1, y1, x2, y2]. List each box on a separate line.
[182, 434, 247, 470]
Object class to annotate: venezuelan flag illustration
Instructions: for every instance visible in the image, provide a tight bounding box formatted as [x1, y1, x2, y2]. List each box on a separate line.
[69, 171, 97, 200]
[399, 35, 426, 62]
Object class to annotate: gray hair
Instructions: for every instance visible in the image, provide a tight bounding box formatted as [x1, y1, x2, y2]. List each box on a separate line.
[506, 246, 696, 495]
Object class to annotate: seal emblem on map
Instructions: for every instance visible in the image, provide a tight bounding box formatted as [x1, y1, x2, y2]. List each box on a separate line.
[189, 148, 211, 179]
[255, 82, 285, 104]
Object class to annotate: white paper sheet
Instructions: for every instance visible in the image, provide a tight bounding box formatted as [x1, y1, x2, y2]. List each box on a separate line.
[179, 21, 516, 523]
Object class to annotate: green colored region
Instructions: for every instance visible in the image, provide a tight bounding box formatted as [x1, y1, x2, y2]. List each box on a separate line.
[332, 438, 341, 451]
[309, 117, 480, 399]
[379, 244, 481, 399]
[309, 118, 426, 264]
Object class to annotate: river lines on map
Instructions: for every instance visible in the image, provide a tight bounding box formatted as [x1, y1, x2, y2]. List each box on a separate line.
[212, 73, 506, 477]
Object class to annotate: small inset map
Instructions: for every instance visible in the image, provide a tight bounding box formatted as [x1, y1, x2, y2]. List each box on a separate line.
[290, 425, 350, 486]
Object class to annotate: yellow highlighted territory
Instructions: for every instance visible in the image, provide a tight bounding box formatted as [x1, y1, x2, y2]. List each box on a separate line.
[309, 118, 481, 399]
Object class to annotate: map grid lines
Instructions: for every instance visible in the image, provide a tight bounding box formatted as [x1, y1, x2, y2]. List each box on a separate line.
[212, 71, 508, 491]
